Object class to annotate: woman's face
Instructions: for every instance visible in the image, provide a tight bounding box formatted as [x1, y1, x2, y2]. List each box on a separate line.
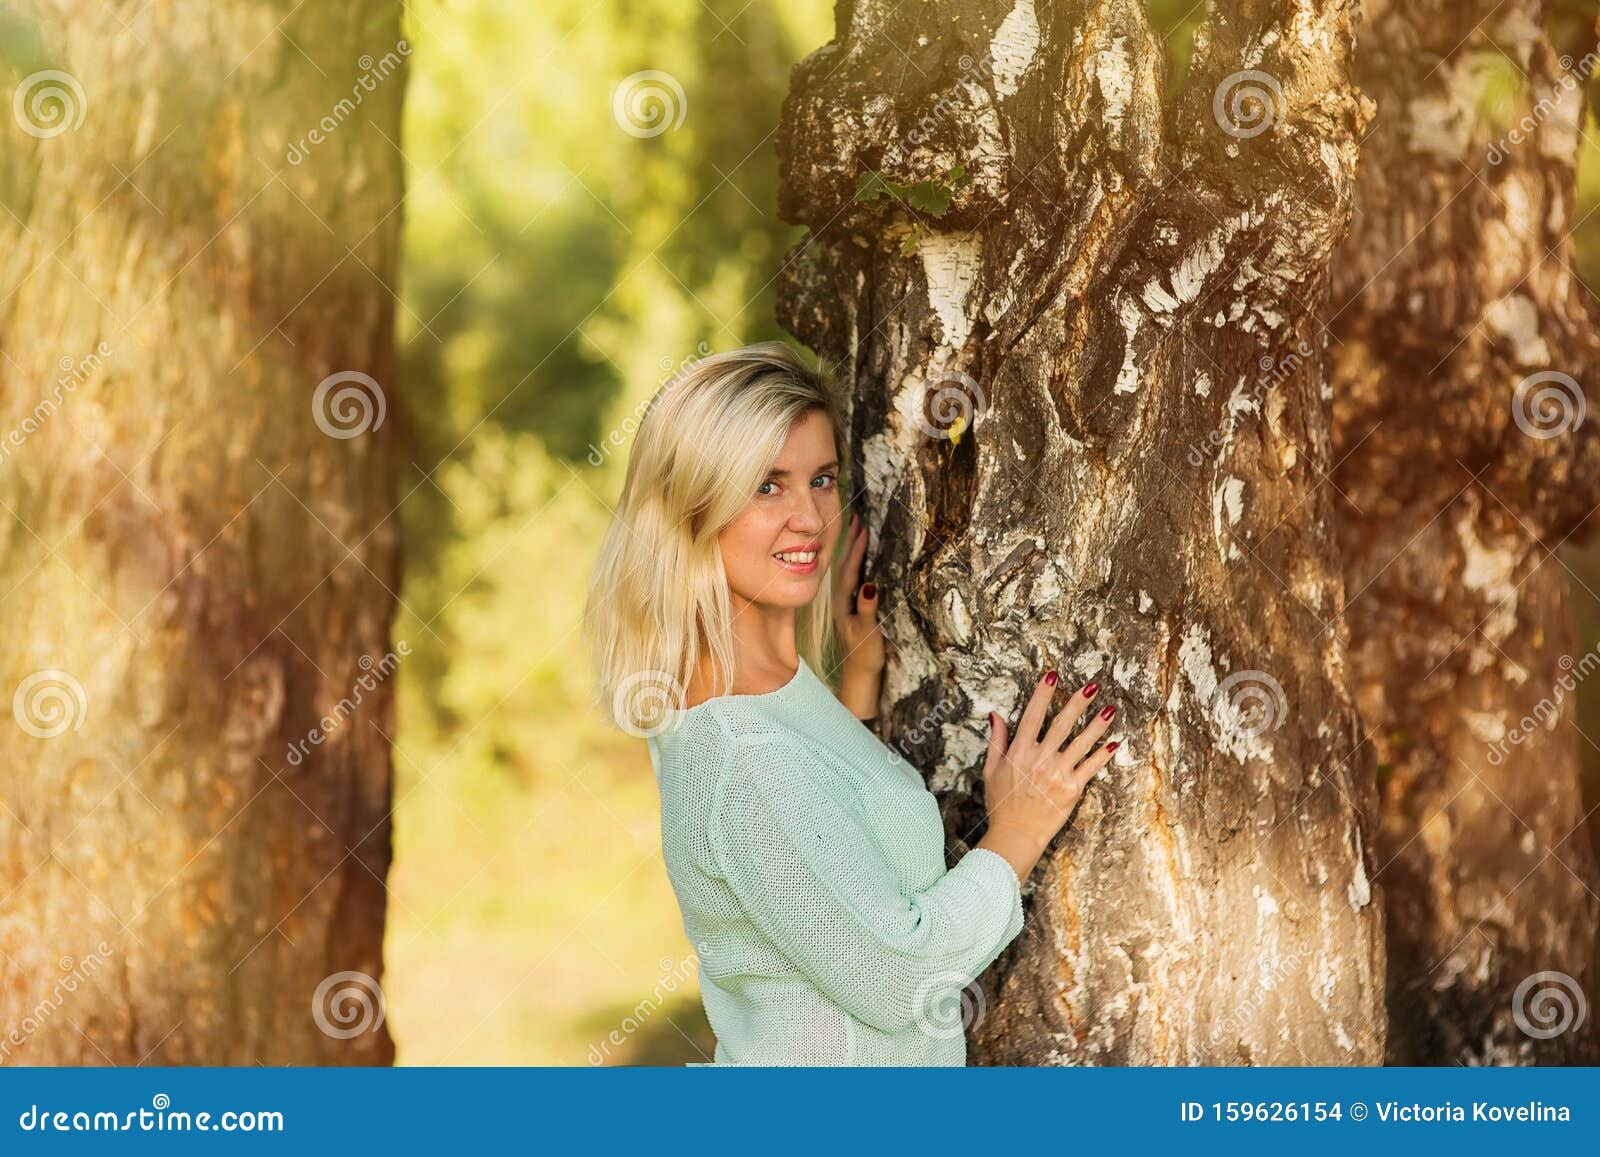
[717, 409, 843, 612]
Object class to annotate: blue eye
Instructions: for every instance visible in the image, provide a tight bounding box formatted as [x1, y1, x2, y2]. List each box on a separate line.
[812, 473, 836, 489]
[757, 480, 778, 496]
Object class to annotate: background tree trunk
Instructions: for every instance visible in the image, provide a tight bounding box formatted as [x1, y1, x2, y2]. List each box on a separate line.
[1326, 0, 1600, 1064]
[0, 1, 406, 1062]
[777, 0, 1387, 1062]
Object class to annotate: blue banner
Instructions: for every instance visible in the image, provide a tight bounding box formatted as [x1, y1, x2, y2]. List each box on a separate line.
[2, 1066, 1596, 1152]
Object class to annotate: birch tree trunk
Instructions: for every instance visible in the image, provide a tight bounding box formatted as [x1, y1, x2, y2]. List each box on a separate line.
[1327, 0, 1600, 1065]
[0, 1, 406, 1063]
[778, 0, 1386, 1063]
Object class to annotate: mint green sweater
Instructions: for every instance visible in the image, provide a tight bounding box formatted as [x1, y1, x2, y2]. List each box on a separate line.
[646, 655, 1025, 1065]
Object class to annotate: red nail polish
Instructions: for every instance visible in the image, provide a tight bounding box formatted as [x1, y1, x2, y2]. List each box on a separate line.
[1082, 682, 1099, 698]
[1105, 741, 1119, 752]
[1099, 705, 1116, 720]
[861, 582, 876, 599]
[1044, 670, 1058, 686]
[988, 711, 999, 727]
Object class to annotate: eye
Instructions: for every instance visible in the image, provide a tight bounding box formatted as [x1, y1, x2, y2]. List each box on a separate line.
[811, 472, 836, 490]
[757, 479, 779, 497]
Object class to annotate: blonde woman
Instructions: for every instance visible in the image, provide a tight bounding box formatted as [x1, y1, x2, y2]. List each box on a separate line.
[584, 341, 1120, 1065]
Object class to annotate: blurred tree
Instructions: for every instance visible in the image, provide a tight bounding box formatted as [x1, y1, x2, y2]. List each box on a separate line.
[777, 0, 1385, 1062]
[1327, 0, 1600, 1063]
[0, 1, 405, 1061]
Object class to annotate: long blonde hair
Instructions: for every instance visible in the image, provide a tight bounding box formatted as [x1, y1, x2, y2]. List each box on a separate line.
[584, 340, 849, 736]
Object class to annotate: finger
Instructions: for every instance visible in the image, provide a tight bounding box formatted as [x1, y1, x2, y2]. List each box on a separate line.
[1016, 668, 1059, 748]
[980, 711, 1008, 780]
[856, 581, 878, 618]
[1040, 677, 1101, 754]
[1070, 737, 1119, 789]
[1058, 702, 1116, 771]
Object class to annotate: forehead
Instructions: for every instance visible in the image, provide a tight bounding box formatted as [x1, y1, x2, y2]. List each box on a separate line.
[771, 410, 836, 467]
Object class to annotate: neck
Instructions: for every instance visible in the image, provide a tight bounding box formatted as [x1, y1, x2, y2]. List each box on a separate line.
[693, 597, 801, 701]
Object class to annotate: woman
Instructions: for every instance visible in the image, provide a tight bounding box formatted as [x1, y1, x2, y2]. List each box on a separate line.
[584, 341, 1119, 1065]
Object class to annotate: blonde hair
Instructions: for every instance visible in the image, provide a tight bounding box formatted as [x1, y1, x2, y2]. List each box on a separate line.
[584, 340, 849, 735]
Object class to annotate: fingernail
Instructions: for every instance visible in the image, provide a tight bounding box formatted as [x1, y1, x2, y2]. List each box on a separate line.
[1082, 681, 1099, 698]
[861, 582, 876, 599]
[988, 711, 999, 727]
[1044, 670, 1058, 686]
[1099, 705, 1116, 721]
[1105, 741, 1119, 752]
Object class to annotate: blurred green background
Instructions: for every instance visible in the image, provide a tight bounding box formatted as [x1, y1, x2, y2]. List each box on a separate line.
[382, 0, 1600, 1064]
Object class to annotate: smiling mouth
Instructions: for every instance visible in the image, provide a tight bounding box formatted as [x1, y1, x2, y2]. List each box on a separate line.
[772, 549, 819, 565]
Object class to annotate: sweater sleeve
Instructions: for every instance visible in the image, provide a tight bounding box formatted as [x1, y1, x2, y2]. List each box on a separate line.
[705, 732, 1025, 1037]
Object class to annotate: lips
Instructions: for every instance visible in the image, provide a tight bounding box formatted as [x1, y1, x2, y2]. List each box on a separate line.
[773, 542, 821, 573]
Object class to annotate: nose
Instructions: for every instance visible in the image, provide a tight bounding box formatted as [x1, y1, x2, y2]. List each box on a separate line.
[788, 487, 824, 534]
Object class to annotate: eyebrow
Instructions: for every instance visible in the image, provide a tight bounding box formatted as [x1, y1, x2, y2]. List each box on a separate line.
[766, 460, 839, 476]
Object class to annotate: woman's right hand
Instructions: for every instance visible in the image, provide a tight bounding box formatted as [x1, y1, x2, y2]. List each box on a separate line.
[975, 669, 1119, 882]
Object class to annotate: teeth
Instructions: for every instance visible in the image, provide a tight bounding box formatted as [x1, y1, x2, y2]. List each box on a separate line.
[774, 550, 817, 564]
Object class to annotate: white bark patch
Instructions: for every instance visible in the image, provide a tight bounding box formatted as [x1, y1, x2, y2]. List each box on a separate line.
[1454, 498, 1520, 650]
[1114, 295, 1144, 394]
[1193, 369, 1212, 397]
[989, 0, 1039, 99]
[919, 232, 983, 350]
[1346, 823, 1372, 910]
[1177, 623, 1218, 707]
[1212, 476, 1245, 562]
[1085, 36, 1134, 137]
[1483, 293, 1550, 366]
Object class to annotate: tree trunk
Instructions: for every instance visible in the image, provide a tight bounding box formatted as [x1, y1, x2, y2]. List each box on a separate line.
[0, 1, 406, 1063]
[1326, 0, 1600, 1064]
[777, 0, 1386, 1063]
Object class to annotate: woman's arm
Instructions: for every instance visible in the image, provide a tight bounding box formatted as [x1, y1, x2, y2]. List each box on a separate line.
[706, 734, 1024, 1037]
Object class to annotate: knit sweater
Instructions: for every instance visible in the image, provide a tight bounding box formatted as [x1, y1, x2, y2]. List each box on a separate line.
[645, 655, 1025, 1066]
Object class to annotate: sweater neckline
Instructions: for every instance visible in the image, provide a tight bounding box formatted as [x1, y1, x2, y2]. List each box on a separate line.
[677, 654, 809, 716]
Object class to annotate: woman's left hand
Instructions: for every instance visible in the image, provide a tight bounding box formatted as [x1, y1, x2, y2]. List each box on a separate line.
[832, 511, 887, 678]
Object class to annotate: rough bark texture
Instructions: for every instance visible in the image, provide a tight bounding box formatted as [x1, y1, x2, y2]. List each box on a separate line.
[0, 2, 405, 1062]
[777, 0, 1386, 1063]
[1327, 0, 1600, 1064]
